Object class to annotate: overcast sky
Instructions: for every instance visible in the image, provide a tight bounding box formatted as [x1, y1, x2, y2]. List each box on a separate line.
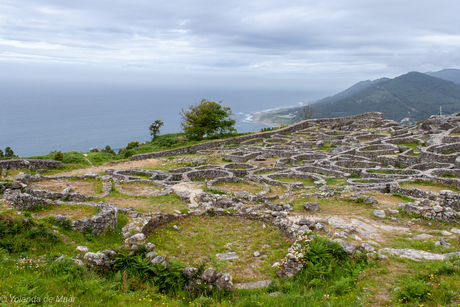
[1, 0, 460, 90]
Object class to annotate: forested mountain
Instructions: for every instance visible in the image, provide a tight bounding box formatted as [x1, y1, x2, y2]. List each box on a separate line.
[258, 70, 460, 125]
[311, 77, 389, 105]
[426, 68, 460, 84]
[307, 72, 460, 122]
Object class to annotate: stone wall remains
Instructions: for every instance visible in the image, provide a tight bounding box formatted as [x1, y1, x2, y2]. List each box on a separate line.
[0, 159, 62, 170]
[131, 112, 384, 160]
[72, 203, 118, 235]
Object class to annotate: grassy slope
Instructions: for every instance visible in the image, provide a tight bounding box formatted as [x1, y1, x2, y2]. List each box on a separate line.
[2, 123, 460, 306]
[18, 132, 252, 170]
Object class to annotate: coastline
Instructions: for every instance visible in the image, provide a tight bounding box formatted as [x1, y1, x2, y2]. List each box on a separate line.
[245, 106, 298, 127]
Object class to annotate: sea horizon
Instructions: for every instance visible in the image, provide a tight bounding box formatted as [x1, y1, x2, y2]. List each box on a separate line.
[1, 80, 331, 157]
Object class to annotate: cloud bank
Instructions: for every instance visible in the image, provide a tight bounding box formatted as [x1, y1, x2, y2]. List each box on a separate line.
[1, 0, 460, 88]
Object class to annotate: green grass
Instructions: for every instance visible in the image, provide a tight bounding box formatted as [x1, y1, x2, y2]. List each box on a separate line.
[148, 216, 292, 283]
[317, 142, 335, 152]
[296, 159, 310, 165]
[86, 151, 125, 166]
[273, 176, 315, 186]
[27, 151, 90, 166]
[400, 179, 460, 192]
[254, 169, 280, 175]
[28, 204, 99, 219]
[392, 257, 460, 306]
[325, 178, 347, 186]
[131, 172, 154, 179]
[99, 190, 188, 213]
[396, 142, 419, 150]
[214, 181, 263, 194]
[1, 199, 458, 306]
[442, 173, 459, 178]
[392, 193, 416, 202]
[389, 236, 460, 254]
[20, 132, 254, 170]
[131, 132, 252, 155]
[367, 169, 400, 174]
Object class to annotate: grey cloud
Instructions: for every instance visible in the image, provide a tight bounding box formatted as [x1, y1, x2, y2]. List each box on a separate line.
[1, 0, 460, 87]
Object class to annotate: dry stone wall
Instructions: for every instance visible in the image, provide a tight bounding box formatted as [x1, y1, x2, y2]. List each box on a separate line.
[0, 159, 62, 170]
[2, 111, 460, 287]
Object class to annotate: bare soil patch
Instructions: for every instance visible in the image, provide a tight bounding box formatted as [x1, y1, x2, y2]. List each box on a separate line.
[34, 205, 97, 220]
[119, 182, 162, 195]
[214, 182, 263, 194]
[30, 179, 101, 196]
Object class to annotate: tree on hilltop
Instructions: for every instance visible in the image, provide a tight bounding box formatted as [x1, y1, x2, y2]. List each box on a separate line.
[149, 119, 164, 140]
[180, 99, 236, 140]
[5, 147, 14, 157]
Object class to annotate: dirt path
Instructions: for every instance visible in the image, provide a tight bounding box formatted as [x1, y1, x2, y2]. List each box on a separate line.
[82, 154, 94, 167]
[171, 182, 203, 205]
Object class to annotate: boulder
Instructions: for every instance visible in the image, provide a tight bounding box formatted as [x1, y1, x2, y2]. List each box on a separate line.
[373, 210, 386, 218]
[76, 246, 89, 253]
[201, 268, 217, 283]
[412, 234, 434, 240]
[151, 255, 168, 266]
[215, 273, 233, 290]
[182, 266, 198, 278]
[302, 202, 319, 211]
[216, 252, 239, 260]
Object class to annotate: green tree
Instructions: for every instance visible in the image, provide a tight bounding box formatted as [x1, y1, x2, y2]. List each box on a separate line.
[0, 149, 3, 158]
[102, 145, 116, 155]
[180, 99, 236, 140]
[4, 147, 14, 157]
[125, 141, 139, 151]
[149, 119, 164, 140]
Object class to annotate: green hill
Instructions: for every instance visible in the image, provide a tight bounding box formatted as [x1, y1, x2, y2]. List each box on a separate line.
[262, 71, 460, 125]
[309, 72, 460, 122]
[310, 77, 390, 105]
[426, 68, 460, 84]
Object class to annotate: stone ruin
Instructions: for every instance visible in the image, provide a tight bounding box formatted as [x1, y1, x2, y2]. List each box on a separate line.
[1, 111, 460, 289]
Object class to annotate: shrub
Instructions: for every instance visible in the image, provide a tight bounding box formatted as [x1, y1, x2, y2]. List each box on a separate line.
[54, 151, 64, 162]
[125, 141, 139, 151]
[124, 150, 135, 158]
[259, 126, 279, 132]
[62, 151, 89, 165]
[101, 145, 116, 155]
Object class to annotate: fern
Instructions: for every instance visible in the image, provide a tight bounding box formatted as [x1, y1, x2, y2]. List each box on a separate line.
[0, 246, 8, 258]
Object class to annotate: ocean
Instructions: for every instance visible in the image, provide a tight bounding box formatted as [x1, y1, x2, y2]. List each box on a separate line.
[0, 81, 329, 157]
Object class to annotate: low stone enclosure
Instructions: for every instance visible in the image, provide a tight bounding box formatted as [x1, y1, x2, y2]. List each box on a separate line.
[0, 159, 62, 170]
[2, 112, 460, 290]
